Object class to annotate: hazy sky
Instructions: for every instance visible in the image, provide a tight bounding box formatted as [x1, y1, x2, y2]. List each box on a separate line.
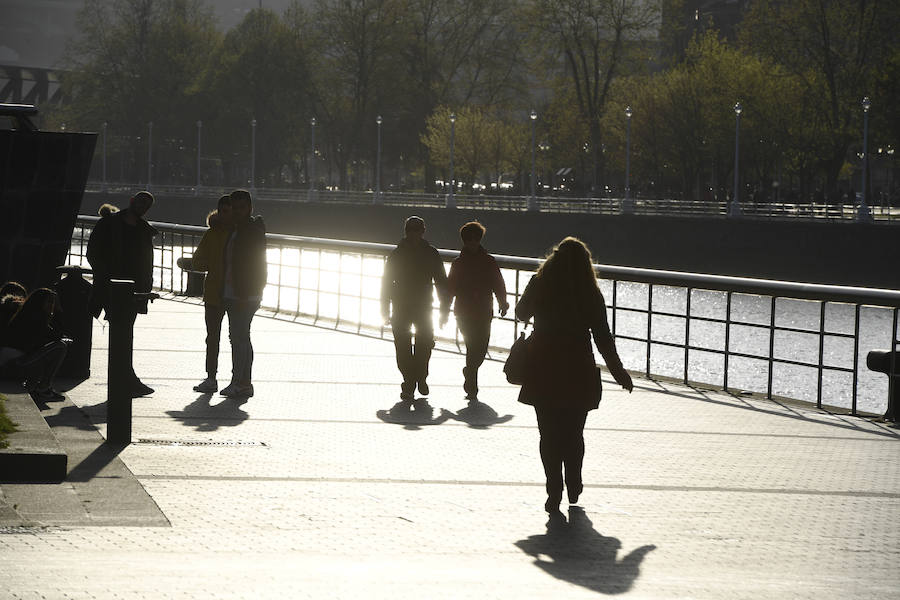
[0, 0, 298, 70]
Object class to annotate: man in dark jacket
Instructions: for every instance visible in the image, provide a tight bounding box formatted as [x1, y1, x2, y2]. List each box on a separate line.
[87, 191, 156, 396]
[447, 221, 508, 400]
[219, 189, 267, 399]
[381, 216, 450, 400]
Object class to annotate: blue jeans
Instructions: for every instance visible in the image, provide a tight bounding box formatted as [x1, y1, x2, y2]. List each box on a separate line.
[224, 299, 259, 385]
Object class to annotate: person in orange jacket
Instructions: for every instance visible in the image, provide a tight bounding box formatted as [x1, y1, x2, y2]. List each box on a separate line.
[447, 221, 509, 400]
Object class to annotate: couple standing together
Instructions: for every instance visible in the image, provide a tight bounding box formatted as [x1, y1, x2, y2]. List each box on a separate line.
[381, 216, 633, 513]
[89, 189, 266, 400]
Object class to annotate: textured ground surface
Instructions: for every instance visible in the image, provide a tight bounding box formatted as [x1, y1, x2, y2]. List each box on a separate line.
[2, 298, 898, 599]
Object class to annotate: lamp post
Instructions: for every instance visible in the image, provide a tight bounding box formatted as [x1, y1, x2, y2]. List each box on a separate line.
[195, 120, 202, 196]
[309, 117, 317, 201]
[447, 112, 456, 209]
[250, 118, 257, 191]
[147, 121, 153, 190]
[623, 105, 634, 214]
[858, 96, 873, 222]
[375, 115, 383, 205]
[729, 102, 742, 217]
[101, 122, 107, 192]
[529, 109, 537, 211]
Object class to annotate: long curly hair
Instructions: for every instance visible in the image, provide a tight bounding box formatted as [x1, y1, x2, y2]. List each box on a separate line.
[534, 237, 601, 318]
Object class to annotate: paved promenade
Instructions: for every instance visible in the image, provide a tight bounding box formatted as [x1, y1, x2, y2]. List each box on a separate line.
[2, 298, 899, 599]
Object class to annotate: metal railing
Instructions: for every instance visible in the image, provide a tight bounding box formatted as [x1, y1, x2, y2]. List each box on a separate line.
[84, 183, 900, 223]
[69, 216, 900, 415]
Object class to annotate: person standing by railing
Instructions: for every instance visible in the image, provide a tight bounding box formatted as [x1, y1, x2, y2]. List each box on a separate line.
[176, 195, 233, 393]
[381, 216, 450, 400]
[219, 189, 267, 399]
[87, 191, 156, 397]
[515, 237, 633, 514]
[447, 221, 509, 401]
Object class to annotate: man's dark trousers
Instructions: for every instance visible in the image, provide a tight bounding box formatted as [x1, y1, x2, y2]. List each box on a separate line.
[392, 305, 434, 394]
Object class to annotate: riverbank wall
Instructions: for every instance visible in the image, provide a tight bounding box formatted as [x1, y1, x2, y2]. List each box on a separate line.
[80, 192, 900, 289]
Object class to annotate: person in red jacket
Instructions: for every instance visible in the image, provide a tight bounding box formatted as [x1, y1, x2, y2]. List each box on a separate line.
[447, 222, 509, 400]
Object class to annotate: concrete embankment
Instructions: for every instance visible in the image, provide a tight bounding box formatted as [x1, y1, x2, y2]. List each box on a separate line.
[81, 191, 900, 289]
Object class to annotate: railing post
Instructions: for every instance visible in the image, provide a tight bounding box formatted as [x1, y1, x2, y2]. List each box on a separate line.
[724, 291, 732, 392]
[768, 296, 777, 399]
[817, 302, 826, 408]
[106, 279, 136, 445]
[683, 288, 691, 385]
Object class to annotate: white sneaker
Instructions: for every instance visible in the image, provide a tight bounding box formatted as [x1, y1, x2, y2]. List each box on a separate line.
[193, 377, 218, 393]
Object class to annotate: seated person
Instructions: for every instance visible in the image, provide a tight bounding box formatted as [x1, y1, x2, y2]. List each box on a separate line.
[4, 288, 69, 400]
[0, 281, 27, 373]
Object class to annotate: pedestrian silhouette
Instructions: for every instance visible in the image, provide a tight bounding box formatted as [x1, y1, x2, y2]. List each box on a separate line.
[515, 506, 656, 594]
[381, 216, 450, 400]
[447, 221, 508, 400]
[176, 195, 233, 394]
[515, 237, 633, 513]
[218, 189, 267, 400]
[87, 190, 157, 397]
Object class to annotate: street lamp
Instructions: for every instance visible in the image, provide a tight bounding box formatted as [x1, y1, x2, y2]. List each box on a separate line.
[101, 122, 107, 192]
[195, 120, 202, 195]
[309, 117, 317, 201]
[529, 109, 537, 211]
[729, 102, 742, 217]
[375, 115, 383, 205]
[447, 112, 456, 209]
[250, 118, 257, 191]
[623, 105, 634, 214]
[147, 121, 153, 190]
[858, 96, 873, 222]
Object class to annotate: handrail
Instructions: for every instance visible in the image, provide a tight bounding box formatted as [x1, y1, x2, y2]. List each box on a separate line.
[77, 215, 900, 309]
[69, 216, 900, 415]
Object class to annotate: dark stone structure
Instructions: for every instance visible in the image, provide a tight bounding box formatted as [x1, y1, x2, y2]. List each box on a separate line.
[0, 125, 96, 290]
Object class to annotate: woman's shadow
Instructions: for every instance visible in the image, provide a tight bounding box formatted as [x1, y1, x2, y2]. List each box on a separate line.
[515, 506, 656, 594]
[166, 394, 249, 432]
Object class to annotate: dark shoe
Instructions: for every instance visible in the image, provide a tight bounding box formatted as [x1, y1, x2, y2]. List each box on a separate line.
[131, 381, 154, 397]
[545, 494, 562, 514]
[568, 485, 583, 504]
[193, 377, 218, 393]
[33, 388, 64, 401]
[400, 390, 414, 401]
[417, 380, 429, 396]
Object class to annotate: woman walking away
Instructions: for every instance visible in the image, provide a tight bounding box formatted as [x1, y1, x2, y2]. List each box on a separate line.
[515, 237, 632, 513]
[5, 288, 70, 400]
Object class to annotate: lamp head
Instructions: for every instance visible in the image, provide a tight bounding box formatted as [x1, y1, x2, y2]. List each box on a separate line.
[450, 112, 456, 123]
[530, 109, 537, 121]
[734, 102, 743, 115]
[376, 115, 383, 125]
[625, 106, 633, 119]
[862, 96, 871, 112]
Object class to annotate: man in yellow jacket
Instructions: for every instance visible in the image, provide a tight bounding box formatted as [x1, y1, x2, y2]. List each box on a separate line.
[177, 194, 233, 392]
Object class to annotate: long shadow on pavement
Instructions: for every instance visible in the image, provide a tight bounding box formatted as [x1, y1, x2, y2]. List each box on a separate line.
[446, 399, 513, 429]
[166, 394, 249, 432]
[376, 398, 452, 430]
[515, 506, 656, 595]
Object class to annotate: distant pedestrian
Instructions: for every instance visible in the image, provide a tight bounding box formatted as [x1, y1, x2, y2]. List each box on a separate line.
[447, 221, 508, 400]
[219, 189, 267, 399]
[176, 195, 233, 393]
[87, 190, 157, 397]
[515, 237, 632, 513]
[4, 288, 69, 400]
[381, 216, 450, 400]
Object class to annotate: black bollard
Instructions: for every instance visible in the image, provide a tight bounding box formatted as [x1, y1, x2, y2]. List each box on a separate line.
[866, 350, 899, 422]
[106, 279, 136, 445]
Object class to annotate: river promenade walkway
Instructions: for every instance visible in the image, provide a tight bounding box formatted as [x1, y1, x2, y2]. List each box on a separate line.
[2, 297, 898, 599]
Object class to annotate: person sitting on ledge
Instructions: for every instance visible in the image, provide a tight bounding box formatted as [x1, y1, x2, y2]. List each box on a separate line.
[4, 288, 70, 400]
